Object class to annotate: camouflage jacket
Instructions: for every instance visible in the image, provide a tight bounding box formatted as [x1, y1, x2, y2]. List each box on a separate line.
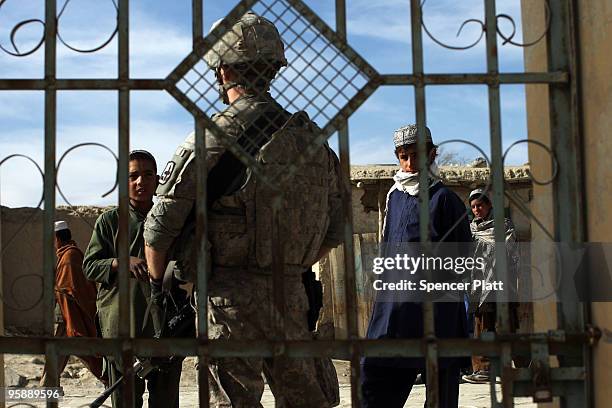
[144, 92, 343, 258]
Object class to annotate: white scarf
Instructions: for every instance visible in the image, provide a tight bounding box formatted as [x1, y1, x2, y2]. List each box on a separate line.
[381, 162, 442, 237]
[391, 162, 441, 196]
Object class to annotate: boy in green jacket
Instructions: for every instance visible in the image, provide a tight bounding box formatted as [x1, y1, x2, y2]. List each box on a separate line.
[83, 150, 182, 408]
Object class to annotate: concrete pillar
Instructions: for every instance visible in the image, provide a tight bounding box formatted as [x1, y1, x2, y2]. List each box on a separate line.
[574, 2, 612, 405]
[522, 0, 612, 406]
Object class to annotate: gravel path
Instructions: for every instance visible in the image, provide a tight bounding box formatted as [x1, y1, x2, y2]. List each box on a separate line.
[4, 355, 538, 408]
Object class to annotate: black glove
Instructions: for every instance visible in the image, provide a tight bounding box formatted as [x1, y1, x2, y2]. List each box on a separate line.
[150, 278, 165, 305]
[149, 278, 166, 337]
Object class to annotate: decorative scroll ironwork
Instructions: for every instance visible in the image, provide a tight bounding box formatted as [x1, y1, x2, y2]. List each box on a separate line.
[502, 138, 558, 241]
[0, 0, 560, 303]
[428, 137, 559, 242]
[430, 139, 493, 243]
[0, 154, 44, 251]
[2, 271, 43, 313]
[0, 0, 45, 57]
[0, 0, 118, 57]
[56, 0, 118, 53]
[420, 0, 551, 50]
[0, 143, 119, 314]
[0, 155, 45, 313]
[55, 142, 118, 228]
[503, 139, 558, 186]
[432, 138, 562, 302]
[0, 0, 590, 406]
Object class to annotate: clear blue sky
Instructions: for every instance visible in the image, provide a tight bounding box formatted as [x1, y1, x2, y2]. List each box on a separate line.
[0, 0, 531, 207]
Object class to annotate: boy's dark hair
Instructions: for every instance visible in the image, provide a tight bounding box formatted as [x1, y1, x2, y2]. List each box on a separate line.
[129, 150, 157, 172]
[55, 229, 72, 243]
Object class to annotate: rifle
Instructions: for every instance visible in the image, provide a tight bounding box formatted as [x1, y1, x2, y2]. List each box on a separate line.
[89, 357, 155, 408]
[89, 300, 195, 407]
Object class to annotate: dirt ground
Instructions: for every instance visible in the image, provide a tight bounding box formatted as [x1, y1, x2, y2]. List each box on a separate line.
[3, 354, 538, 407]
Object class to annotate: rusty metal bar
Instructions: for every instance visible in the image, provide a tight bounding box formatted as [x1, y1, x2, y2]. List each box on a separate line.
[335, 0, 346, 40]
[318, 77, 380, 146]
[192, 0, 210, 407]
[44, 342, 58, 408]
[513, 379, 588, 398]
[335, 0, 361, 405]
[338, 122, 361, 405]
[380, 72, 569, 85]
[286, 0, 378, 78]
[483, 0, 512, 407]
[195, 113, 210, 408]
[0, 333, 596, 357]
[0, 172, 3, 390]
[43, 0, 57, 340]
[514, 367, 585, 381]
[271, 197, 287, 408]
[416, 61, 438, 408]
[43, 2, 58, 406]
[0, 79, 168, 90]
[410, 1, 438, 407]
[117, 0, 134, 406]
[484, 0, 510, 328]
[548, 0, 586, 330]
[0, 72, 568, 91]
[570, 0, 593, 403]
[547, 0, 588, 407]
[268, 7, 293, 406]
[117, 0, 131, 340]
[410, 4, 429, 247]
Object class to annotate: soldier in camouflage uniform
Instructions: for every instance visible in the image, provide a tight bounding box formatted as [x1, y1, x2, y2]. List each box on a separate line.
[143, 12, 343, 408]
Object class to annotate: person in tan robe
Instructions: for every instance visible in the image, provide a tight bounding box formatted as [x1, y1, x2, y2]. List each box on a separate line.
[40, 220, 106, 386]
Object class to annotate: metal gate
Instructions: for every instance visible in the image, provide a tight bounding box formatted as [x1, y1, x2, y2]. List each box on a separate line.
[0, 0, 598, 407]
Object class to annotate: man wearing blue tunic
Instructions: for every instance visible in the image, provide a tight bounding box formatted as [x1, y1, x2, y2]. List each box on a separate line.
[361, 124, 472, 408]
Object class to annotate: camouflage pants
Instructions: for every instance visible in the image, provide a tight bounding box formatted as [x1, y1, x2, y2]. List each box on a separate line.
[207, 271, 332, 408]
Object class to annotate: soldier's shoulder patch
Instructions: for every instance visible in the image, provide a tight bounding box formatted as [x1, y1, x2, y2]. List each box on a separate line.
[159, 161, 176, 185]
[175, 146, 190, 158]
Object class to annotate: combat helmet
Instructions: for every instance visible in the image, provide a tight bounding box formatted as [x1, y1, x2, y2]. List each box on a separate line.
[204, 12, 287, 103]
[204, 12, 287, 70]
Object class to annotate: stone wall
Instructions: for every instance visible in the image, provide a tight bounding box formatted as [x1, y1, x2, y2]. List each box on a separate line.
[577, 2, 612, 404]
[2, 165, 532, 333]
[1, 206, 105, 332]
[350, 164, 533, 240]
[320, 164, 534, 338]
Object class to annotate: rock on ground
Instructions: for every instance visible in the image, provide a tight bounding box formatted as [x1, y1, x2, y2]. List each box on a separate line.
[5, 366, 27, 387]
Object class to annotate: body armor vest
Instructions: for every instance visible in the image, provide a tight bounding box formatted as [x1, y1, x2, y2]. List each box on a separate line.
[208, 112, 332, 276]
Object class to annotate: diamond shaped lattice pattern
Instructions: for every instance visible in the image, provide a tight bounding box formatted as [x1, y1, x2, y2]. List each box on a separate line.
[177, 0, 369, 127]
[173, 0, 373, 188]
